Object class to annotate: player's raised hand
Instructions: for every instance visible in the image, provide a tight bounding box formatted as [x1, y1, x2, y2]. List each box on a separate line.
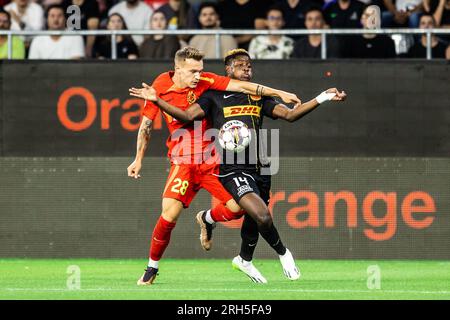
[127, 160, 142, 179]
[325, 88, 347, 101]
[129, 83, 158, 101]
[279, 91, 301, 104]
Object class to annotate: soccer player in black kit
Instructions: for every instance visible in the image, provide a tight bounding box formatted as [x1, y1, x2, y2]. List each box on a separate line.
[139, 49, 346, 283]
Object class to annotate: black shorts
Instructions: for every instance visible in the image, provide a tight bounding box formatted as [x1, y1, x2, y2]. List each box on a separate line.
[218, 169, 271, 205]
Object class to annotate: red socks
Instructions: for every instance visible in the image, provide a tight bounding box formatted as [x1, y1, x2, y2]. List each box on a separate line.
[149, 216, 176, 261]
[149, 206, 243, 261]
[210, 203, 245, 222]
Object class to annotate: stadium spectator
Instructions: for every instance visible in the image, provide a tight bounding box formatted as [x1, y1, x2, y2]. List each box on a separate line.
[108, 0, 153, 46]
[92, 12, 138, 59]
[424, 0, 450, 42]
[248, 6, 294, 59]
[407, 14, 450, 58]
[139, 10, 180, 58]
[423, 0, 450, 27]
[343, 5, 396, 58]
[291, 6, 341, 58]
[219, 0, 275, 50]
[0, 8, 25, 59]
[323, 0, 365, 28]
[38, 1, 60, 9]
[28, 4, 85, 59]
[95, 0, 114, 25]
[276, 0, 322, 30]
[381, 0, 422, 28]
[158, 0, 196, 29]
[188, 2, 237, 59]
[62, 0, 100, 31]
[4, 0, 44, 32]
[62, 0, 100, 58]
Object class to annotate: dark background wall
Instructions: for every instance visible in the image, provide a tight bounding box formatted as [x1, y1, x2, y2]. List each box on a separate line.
[0, 61, 449, 259]
[1, 60, 449, 157]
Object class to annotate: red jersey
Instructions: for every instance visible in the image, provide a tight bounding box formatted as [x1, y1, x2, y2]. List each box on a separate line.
[142, 71, 231, 162]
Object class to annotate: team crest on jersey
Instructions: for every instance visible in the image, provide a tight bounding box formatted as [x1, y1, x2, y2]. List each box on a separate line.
[250, 95, 262, 101]
[187, 91, 197, 104]
[223, 105, 261, 118]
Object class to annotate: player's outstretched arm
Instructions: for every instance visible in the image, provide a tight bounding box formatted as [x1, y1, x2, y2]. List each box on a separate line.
[129, 82, 206, 123]
[273, 88, 347, 122]
[226, 79, 301, 104]
[156, 98, 206, 123]
[127, 115, 153, 179]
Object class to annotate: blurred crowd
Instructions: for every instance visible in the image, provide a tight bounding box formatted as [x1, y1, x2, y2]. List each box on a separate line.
[0, 0, 449, 60]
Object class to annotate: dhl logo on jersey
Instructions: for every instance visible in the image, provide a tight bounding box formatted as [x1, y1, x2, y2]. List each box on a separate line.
[223, 105, 261, 118]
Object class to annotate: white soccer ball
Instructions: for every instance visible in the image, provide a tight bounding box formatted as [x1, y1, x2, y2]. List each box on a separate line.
[218, 120, 252, 153]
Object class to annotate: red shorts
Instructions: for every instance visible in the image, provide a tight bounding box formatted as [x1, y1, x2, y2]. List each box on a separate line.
[162, 162, 233, 208]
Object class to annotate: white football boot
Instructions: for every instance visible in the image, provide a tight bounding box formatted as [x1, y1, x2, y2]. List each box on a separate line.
[232, 256, 268, 284]
[279, 248, 301, 280]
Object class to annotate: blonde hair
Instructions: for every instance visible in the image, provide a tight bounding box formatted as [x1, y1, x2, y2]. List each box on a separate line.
[175, 47, 205, 63]
[224, 49, 250, 66]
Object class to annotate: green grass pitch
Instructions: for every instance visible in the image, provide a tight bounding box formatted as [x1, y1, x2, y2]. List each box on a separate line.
[1, 259, 450, 300]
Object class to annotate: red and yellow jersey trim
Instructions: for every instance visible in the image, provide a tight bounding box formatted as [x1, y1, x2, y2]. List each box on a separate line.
[200, 76, 215, 84]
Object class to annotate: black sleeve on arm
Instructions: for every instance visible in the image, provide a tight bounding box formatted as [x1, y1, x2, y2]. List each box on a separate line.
[262, 97, 280, 120]
[197, 91, 216, 116]
[127, 38, 139, 56]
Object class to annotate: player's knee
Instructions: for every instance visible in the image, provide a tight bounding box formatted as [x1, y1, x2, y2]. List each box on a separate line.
[161, 207, 182, 223]
[225, 199, 242, 213]
[255, 210, 273, 229]
[161, 198, 183, 222]
[161, 211, 178, 223]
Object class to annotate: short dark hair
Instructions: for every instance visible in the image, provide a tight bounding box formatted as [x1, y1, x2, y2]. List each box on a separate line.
[45, 4, 65, 18]
[0, 8, 11, 23]
[152, 9, 167, 20]
[198, 2, 219, 16]
[304, 5, 324, 19]
[266, 4, 284, 18]
[420, 13, 436, 25]
[224, 48, 251, 66]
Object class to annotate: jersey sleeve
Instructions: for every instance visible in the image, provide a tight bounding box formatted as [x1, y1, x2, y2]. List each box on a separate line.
[142, 100, 160, 120]
[204, 72, 231, 91]
[262, 97, 279, 120]
[141, 73, 166, 120]
[196, 91, 216, 116]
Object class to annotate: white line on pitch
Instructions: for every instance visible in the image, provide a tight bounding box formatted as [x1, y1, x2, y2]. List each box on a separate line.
[2, 288, 450, 295]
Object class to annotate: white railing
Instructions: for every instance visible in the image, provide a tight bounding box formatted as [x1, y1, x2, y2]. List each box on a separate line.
[1, 28, 449, 60]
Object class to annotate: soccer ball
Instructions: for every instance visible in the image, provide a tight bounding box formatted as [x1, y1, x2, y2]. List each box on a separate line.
[218, 120, 251, 153]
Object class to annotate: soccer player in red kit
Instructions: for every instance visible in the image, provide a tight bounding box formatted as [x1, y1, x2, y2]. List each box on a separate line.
[128, 47, 300, 285]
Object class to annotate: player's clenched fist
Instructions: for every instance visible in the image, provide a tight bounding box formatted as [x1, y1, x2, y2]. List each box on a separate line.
[129, 82, 158, 101]
[326, 88, 347, 101]
[315, 88, 347, 104]
[127, 160, 142, 179]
